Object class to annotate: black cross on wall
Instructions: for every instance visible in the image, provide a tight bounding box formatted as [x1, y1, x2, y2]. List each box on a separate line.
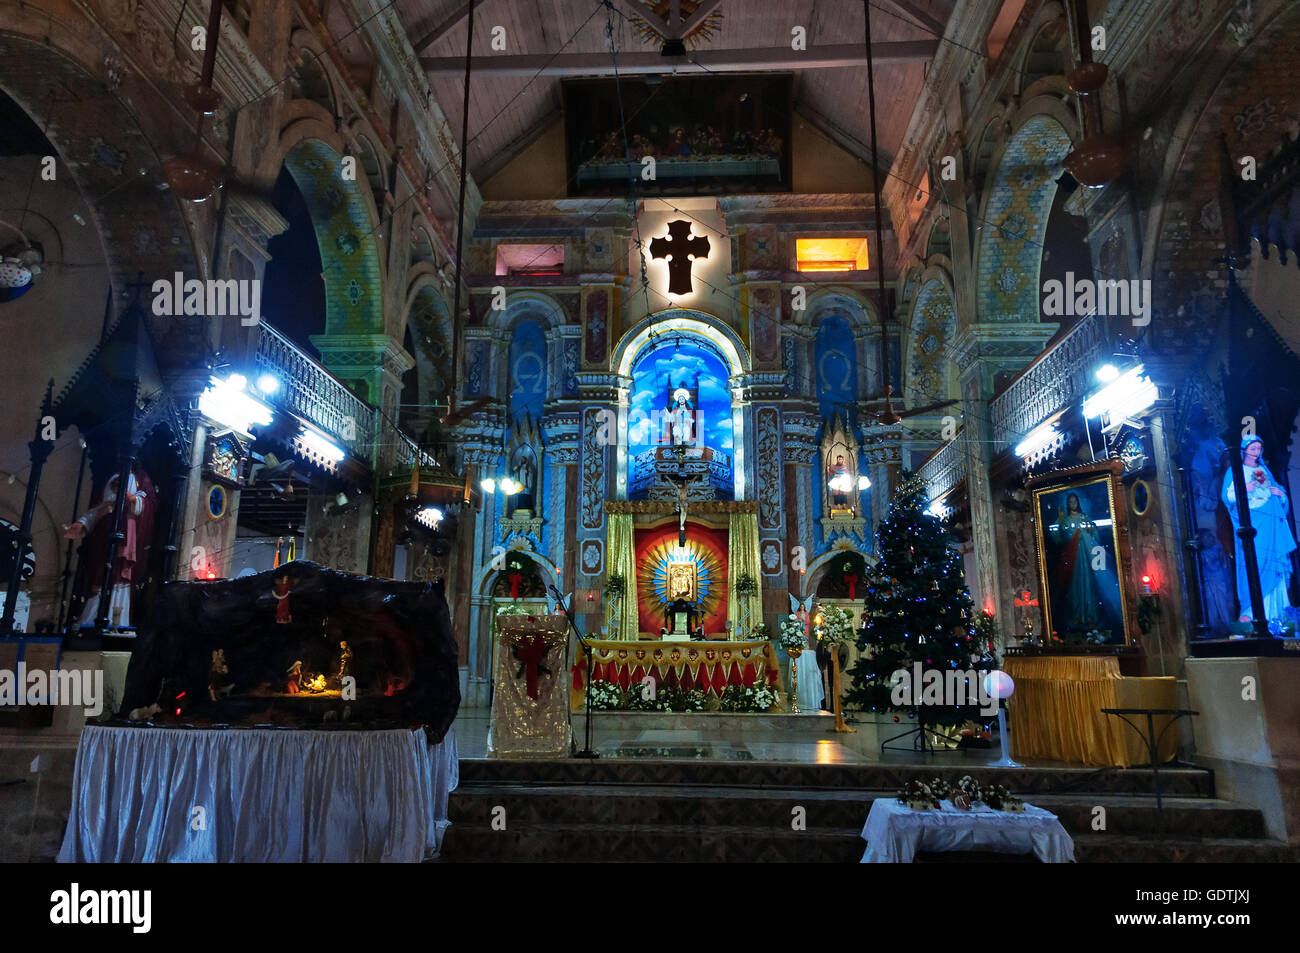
[649, 220, 710, 296]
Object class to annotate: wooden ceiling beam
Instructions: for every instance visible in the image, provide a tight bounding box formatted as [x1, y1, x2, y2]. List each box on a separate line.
[673, 0, 723, 40]
[421, 41, 939, 76]
[412, 0, 490, 54]
[878, 0, 947, 37]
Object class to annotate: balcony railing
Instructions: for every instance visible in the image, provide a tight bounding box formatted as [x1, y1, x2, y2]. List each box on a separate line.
[989, 314, 1108, 452]
[916, 436, 966, 502]
[254, 322, 436, 474]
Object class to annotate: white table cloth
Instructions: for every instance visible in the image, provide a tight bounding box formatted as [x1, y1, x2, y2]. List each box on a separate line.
[860, 797, 1075, 863]
[58, 725, 458, 863]
[792, 651, 824, 710]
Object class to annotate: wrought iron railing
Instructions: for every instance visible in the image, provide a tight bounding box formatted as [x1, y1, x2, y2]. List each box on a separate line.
[254, 322, 441, 474]
[916, 436, 966, 502]
[989, 314, 1108, 452]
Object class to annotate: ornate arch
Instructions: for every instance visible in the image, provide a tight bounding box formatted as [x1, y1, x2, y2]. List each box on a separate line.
[280, 137, 385, 336]
[0, 31, 200, 297]
[904, 267, 960, 407]
[472, 548, 560, 596]
[493, 289, 569, 332]
[974, 110, 1076, 324]
[614, 309, 749, 378]
[801, 547, 879, 598]
[802, 286, 880, 329]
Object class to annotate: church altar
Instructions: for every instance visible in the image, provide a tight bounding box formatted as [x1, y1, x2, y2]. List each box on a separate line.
[570, 638, 780, 711]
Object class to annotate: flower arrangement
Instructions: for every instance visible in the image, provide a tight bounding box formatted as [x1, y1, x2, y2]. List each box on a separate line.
[973, 610, 999, 655]
[926, 777, 952, 800]
[734, 572, 758, 596]
[655, 686, 707, 712]
[588, 679, 624, 710]
[816, 604, 853, 645]
[751, 622, 770, 641]
[624, 681, 658, 711]
[980, 783, 1024, 812]
[719, 682, 778, 712]
[604, 573, 626, 598]
[778, 613, 808, 651]
[895, 775, 1026, 812]
[897, 778, 940, 811]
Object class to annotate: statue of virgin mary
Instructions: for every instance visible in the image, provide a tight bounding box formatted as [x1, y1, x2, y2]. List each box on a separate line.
[1221, 436, 1297, 625]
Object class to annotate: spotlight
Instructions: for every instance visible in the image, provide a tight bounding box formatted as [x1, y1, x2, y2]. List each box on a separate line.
[480, 478, 496, 494]
[256, 373, 281, 395]
[1095, 363, 1120, 383]
[298, 426, 345, 462]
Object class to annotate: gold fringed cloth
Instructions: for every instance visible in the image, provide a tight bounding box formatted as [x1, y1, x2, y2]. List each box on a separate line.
[570, 638, 781, 711]
[1003, 656, 1177, 767]
[727, 513, 762, 639]
[606, 513, 639, 642]
[489, 616, 571, 758]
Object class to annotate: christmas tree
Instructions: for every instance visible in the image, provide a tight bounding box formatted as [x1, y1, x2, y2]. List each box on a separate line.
[845, 471, 996, 728]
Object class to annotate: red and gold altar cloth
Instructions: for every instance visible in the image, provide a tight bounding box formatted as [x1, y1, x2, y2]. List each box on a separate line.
[570, 638, 780, 711]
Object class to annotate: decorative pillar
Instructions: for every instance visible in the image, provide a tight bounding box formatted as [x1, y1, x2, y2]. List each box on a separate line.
[953, 325, 1057, 619]
[781, 407, 820, 595]
[1, 384, 54, 635]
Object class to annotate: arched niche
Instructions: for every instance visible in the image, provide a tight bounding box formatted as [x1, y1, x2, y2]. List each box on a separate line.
[401, 282, 453, 439]
[612, 310, 750, 501]
[904, 273, 959, 408]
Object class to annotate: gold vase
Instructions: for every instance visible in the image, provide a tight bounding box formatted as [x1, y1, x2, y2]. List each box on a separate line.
[786, 646, 802, 713]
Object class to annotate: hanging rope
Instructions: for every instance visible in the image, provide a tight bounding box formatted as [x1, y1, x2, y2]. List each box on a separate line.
[448, 5, 476, 418]
[863, 0, 894, 409]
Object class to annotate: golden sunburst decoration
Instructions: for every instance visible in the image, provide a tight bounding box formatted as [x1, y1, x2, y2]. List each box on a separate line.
[630, 0, 724, 49]
[644, 536, 723, 618]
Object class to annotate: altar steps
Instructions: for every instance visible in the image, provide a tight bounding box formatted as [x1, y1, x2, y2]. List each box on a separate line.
[440, 760, 1295, 863]
[456, 757, 1219, 797]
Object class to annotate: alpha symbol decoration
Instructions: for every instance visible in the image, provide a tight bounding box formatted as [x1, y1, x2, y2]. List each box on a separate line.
[650, 219, 710, 295]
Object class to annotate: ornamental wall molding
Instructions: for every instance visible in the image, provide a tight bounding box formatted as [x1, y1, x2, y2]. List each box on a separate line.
[605, 500, 759, 515]
[499, 513, 544, 543]
[952, 324, 1058, 373]
[820, 515, 867, 543]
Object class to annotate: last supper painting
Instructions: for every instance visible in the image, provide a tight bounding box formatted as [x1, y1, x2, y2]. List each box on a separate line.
[1, 0, 1298, 910]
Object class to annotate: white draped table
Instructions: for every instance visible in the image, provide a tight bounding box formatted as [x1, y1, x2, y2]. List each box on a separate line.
[860, 798, 1075, 863]
[57, 725, 458, 863]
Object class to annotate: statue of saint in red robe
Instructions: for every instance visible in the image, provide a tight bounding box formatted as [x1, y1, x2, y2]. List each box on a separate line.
[66, 466, 157, 629]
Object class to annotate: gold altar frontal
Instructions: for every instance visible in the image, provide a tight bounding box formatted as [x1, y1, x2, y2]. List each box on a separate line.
[1004, 655, 1177, 767]
[571, 639, 781, 712]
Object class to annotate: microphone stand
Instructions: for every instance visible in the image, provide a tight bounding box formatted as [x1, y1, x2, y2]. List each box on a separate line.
[551, 585, 599, 758]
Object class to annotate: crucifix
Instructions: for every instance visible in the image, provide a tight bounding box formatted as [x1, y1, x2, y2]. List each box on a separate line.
[649, 219, 710, 295]
[664, 467, 699, 547]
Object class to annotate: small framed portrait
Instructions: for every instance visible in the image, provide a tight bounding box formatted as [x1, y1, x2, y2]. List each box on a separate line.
[1028, 461, 1136, 644]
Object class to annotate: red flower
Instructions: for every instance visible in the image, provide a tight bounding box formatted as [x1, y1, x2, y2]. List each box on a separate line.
[1254, 469, 1265, 484]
